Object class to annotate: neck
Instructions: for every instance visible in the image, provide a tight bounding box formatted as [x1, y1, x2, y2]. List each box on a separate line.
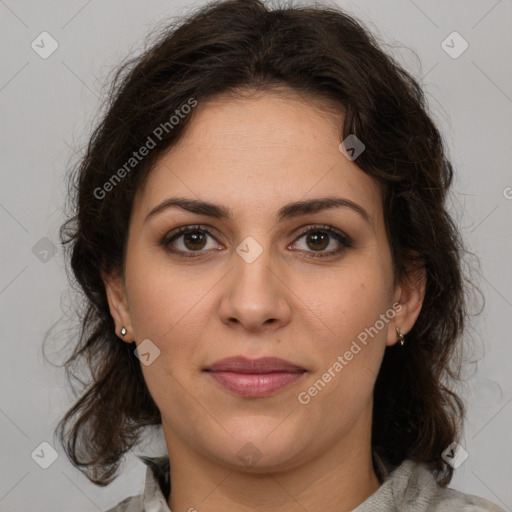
[165, 417, 382, 512]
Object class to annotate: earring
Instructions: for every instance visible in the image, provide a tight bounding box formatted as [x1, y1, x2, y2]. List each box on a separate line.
[396, 328, 405, 346]
[120, 327, 127, 337]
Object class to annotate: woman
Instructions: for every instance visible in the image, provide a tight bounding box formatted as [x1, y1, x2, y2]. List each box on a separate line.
[55, 0, 505, 510]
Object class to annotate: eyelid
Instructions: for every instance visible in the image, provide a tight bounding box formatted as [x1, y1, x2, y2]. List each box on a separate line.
[292, 224, 351, 243]
[162, 223, 225, 245]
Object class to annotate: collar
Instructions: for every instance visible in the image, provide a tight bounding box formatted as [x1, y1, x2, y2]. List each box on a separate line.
[139, 456, 172, 512]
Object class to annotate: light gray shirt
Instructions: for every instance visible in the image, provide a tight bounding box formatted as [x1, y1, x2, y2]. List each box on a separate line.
[105, 455, 505, 511]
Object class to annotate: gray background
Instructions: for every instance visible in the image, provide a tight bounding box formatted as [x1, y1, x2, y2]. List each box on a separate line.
[1, 0, 511, 510]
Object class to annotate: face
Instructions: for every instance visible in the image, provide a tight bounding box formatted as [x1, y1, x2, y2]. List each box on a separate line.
[104, 89, 424, 472]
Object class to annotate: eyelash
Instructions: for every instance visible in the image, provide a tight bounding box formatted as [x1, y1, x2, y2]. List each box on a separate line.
[161, 224, 353, 259]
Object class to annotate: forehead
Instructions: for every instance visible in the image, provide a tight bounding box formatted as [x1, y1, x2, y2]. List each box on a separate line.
[132, 90, 383, 226]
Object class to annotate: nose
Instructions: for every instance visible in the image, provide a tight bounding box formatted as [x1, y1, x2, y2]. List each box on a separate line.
[218, 243, 292, 332]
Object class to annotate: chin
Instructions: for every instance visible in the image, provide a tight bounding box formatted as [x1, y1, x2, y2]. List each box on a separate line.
[206, 426, 309, 471]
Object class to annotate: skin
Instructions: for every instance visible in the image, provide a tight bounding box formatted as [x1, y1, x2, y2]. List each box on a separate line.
[103, 88, 426, 512]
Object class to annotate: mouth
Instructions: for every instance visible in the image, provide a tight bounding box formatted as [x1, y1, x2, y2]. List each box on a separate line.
[203, 356, 307, 397]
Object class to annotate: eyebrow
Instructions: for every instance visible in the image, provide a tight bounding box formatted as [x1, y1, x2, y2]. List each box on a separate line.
[144, 196, 372, 226]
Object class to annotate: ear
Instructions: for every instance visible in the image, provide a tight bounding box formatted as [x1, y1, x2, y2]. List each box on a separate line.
[386, 255, 426, 347]
[101, 269, 133, 343]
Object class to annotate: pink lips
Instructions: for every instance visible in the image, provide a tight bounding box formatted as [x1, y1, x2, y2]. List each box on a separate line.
[203, 356, 307, 397]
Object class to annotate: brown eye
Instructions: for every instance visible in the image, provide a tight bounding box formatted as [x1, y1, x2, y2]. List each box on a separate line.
[292, 225, 352, 258]
[162, 224, 352, 259]
[162, 226, 222, 257]
[182, 230, 208, 250]
[304, 231, 329, 251]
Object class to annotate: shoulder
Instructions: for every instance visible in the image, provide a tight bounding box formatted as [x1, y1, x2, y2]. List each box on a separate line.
[356, 458, 505, 511]
[400, 461, 505, 511]
[429, 486, 505, 511]
[104, 494, 144, 512]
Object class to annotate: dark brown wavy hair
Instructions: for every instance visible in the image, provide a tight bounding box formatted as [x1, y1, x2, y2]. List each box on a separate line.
[52, 0, 480, 488]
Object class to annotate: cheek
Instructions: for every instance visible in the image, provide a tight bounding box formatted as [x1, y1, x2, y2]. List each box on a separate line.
[307, 263, 392, 340]
[124, 246, 208, 340]
[124, 265, 214, 403]
[301, 263, 392, 393]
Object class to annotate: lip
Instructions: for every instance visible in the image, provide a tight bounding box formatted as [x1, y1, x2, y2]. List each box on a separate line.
[204, 356, 306, 373]
[203, 356, 307, 398]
